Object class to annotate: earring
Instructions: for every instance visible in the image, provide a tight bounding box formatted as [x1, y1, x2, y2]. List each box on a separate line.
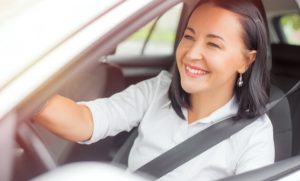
[237, 73, 243, 87]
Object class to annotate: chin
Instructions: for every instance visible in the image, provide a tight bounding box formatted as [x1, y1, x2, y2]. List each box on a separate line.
[181, 80, 200, 94]
[183, 87, 200, 94]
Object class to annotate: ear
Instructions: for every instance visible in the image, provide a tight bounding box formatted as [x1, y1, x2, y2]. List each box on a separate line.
[238, 50, 257, 74]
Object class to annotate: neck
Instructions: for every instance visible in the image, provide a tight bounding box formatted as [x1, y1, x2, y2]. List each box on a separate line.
[188, 88, 234, 124]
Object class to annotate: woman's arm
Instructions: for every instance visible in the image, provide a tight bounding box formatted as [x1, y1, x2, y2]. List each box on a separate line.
[33, 95, 93, 142]
[33, 71, 168, 143]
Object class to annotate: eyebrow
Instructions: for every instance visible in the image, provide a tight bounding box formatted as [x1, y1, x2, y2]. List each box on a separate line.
[207, 34, 225, 42]
[186, 27, 195, 34]
[186, 27, 225, 42]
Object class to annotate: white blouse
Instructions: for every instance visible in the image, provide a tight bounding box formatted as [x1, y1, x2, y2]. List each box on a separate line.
[80, 71, 274, 181]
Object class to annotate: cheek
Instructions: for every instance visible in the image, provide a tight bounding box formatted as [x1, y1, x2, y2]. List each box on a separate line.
[205, 52, 225, 71]
[207, 52, 242, 76]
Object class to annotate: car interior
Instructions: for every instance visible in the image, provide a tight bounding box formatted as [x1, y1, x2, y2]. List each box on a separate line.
[3, 0, 300, 180]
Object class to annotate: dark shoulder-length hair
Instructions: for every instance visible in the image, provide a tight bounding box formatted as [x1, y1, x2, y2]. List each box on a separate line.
[168, 0, 271, 120]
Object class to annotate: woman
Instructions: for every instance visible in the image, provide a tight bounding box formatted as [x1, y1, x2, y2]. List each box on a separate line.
[34, 0, 274, 180]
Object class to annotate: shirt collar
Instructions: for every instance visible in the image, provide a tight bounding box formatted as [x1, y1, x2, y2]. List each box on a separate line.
[182, 96, 238, 125]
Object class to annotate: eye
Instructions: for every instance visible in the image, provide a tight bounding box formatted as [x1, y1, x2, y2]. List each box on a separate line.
[207, 42, 221, 49]
[183, 34, 194, 41]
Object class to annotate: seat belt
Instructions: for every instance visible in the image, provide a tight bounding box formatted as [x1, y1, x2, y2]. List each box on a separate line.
[134, 81, 300, 179]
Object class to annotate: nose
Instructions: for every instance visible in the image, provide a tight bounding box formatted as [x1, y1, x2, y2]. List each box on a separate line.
[186, 42, 204, 61]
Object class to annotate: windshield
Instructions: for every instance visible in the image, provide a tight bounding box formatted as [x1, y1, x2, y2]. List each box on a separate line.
[0, 0, 121, 90]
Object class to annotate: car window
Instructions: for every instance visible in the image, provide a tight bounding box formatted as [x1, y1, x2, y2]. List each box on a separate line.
[277, 13, 300, 45]
[115, 3, 183, 56]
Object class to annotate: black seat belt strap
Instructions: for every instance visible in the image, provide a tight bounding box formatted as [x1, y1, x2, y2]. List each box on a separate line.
[134, 81, 300, 179]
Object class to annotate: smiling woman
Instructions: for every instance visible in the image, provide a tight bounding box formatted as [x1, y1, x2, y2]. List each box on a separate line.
[170, 0, 270, 121]
[32, 0, 274, 180]
[2, 0, 300, 180]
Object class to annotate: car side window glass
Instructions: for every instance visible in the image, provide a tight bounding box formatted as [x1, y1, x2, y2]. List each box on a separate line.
[278, 13, 300, 45]
[115, 3, 182, 56]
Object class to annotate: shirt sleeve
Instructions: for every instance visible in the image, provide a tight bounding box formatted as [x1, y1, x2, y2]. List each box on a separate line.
[235, 114, 275, 174]
[78, 71, 167, 144]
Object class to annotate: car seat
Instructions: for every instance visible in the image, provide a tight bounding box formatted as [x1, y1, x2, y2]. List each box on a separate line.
[271, 43, 300, 156]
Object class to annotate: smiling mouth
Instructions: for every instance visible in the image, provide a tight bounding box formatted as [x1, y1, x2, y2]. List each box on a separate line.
[185, 64, 209, 77]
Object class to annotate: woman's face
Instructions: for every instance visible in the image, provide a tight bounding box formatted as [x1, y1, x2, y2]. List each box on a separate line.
[176, 3, 255, 96]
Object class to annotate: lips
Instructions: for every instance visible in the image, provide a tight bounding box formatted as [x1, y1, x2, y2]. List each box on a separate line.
[184, 64, 209, 78]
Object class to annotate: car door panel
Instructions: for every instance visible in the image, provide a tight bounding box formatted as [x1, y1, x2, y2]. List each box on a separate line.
[107, 55, 174, 86]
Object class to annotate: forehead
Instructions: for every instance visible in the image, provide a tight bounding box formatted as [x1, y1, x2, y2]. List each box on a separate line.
[187, 3, 244, 40]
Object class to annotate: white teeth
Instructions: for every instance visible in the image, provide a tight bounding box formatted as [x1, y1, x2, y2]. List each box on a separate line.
[185, 66, 207, 75]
